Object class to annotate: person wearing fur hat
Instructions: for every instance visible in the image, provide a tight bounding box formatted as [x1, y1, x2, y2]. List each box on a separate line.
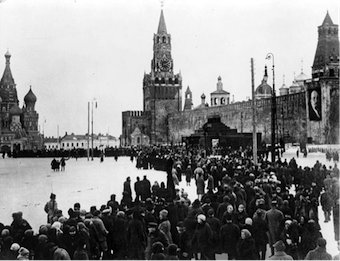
[268, 240, 293, 260]
[159, 209, 173, 244]
[176, 221, 192, 260]
[236, 229, 257, 260]
[192, 214, 214, 260]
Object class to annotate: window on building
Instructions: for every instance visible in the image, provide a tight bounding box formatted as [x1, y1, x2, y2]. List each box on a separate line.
[137, 137, 140, 144]
[82, 143, 84, 147]
[162, 36, 166, 43]
[67, 143, 69, 147]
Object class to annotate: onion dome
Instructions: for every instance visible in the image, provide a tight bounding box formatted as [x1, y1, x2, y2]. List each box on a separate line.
[218, 75, 222, 81]
[201, 93, 206, 99]
[5, 50, 11, 58]
[9, 104, 22, 115]
[24, 86, 37, 103]
[255, 80, 272, 96]
[295, 72, 309, 82]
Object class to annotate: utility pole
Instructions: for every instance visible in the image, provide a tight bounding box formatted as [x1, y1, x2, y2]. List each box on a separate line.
[251, 58, 258, 165]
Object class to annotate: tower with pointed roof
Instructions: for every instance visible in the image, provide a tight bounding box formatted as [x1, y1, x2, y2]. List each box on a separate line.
[183, 86, 193, 110]
[0, 51, 42, 152]
[142, 9, 182, 144]
[312, 11, 339, 78]
[306, 12, 339, 144]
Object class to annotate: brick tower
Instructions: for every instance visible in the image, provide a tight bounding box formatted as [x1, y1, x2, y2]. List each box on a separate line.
[306, 11, 339, 144]
[143, 9, 182, 144]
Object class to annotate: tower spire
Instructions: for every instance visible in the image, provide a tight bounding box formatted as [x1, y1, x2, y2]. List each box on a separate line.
[157, 9, 167, 34]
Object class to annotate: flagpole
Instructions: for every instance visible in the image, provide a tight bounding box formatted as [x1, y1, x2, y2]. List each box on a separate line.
[87, 102, 90, 161]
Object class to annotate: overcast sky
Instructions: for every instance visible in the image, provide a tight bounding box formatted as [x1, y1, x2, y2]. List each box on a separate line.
[0, 0, 338, 138]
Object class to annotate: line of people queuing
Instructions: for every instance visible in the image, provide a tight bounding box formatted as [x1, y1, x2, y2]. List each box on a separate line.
[0, 145, 339, 260]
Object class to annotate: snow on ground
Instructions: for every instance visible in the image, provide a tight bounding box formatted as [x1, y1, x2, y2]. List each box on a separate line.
[0, 146, 338, 257]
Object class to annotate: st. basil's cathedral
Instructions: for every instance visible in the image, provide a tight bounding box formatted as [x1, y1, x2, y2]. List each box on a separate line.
[0, 51, 43, 153]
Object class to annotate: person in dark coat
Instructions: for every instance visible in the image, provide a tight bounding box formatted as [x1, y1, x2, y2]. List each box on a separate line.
[236, 229, 257, 260]
[145, 222, 169, 260]
[112, 211, 128, 259]
[185, 165, 193, 186]
[150, 241, 166, 260]
[206, 208, 221, 254]
[165, 243, 179, 260]
[176, 221, 192, 260]
[10, 212, 32, 243]
[191, 214, 214, 260]
[220, 213, 240, 260]
[123, 177, 132, 200]
[266, 201, 284, 256]
[134, 177, 143, 202]
[252, 209, 268, 260]
[142, 175, 152, 201]
[268, 240, 293, 260]
[300, 219, 323, 259]
[304, 237, 332, 260]
[126, 212, 146, 260]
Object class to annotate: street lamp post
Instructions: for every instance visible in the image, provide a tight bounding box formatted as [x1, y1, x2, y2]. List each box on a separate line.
[91, 99, 96, 161]
[266, 53, 276, 164]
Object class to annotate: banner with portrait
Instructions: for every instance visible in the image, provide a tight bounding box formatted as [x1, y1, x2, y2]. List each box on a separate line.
[308, 88, 322, 121]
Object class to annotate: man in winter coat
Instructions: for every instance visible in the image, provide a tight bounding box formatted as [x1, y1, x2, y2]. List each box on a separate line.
[192, 214, 214, 260]
[127, 212, 146, 260]
[44, 193, 58, 224]
[269, 240, 293, 260]
[145, 222, 169, 260]
[91, 210, 109, 259]
[304, 237, 332, 260]
[266, 200, 284, 256]
[220, 213, 240, 260]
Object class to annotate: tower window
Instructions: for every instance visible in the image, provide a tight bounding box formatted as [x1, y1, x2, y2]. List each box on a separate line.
[175, 78, 179, 84]
[162, 36, 166, 43]
[157, 36, 160, 43]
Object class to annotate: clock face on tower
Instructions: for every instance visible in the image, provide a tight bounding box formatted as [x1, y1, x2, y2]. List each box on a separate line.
[159, 56, 171, 72]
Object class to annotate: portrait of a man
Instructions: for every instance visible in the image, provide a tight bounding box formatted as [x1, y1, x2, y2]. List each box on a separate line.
[309, 89, 322, 121]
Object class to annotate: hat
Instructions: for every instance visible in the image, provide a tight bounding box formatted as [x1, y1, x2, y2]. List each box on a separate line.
[117, 211, 125, 218]
[58, 216, 67, 223]
[207, 208, 214, 216]
[38, 234, 48, 243]
[176, 221, 184, 228]
[168, 243, 178, 255]
[197, 214, 206, 222]
[50, 193, 56, 199]
[148, 222, 158, 228]
[317, 237, 327, 247]
[152, 242, 164, 254]
[1, 228, 10, 237]
[39, 225, 48, 235]
[10, 243, 20, 251]
[273, 240, 286, 251]
[79, 209, 87, 216]
[245, 218, 253, 226]
[241, 229, 251, 238]
[102, 208, 111, 215]
[159, 209, 168, 218]
[285, 220, 292, 226]
[17, 247, 29, 258]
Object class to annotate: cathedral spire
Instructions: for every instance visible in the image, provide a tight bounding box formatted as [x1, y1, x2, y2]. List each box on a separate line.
[157, 9, 167, 34]
[0, 50, 15, 87]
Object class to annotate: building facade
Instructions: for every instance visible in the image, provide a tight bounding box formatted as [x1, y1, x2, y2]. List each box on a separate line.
[122, 11, 339, 147]
[0, 51, 43, 152]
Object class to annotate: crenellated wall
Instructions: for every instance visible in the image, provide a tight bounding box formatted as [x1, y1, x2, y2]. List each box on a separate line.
[168, 92, 308, 145]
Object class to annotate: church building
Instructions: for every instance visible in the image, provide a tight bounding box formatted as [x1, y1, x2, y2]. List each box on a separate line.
[0, 51, 43, 153]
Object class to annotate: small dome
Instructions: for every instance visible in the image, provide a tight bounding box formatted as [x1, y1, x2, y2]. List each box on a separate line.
[255, 80, 272, 95]
[218, 76, 222, 81]
[201, 93, 206, 99]
[24, 87, 37, 103]
[279, 84, 288, 90]
[9, 104, 22, 115]
[289, 80, 300, 88]
[295, 72, 309, 81]
[5, 50, 11, 58]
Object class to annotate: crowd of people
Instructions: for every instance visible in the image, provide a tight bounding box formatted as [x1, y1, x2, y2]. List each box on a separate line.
[0, 145, 339, 260]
